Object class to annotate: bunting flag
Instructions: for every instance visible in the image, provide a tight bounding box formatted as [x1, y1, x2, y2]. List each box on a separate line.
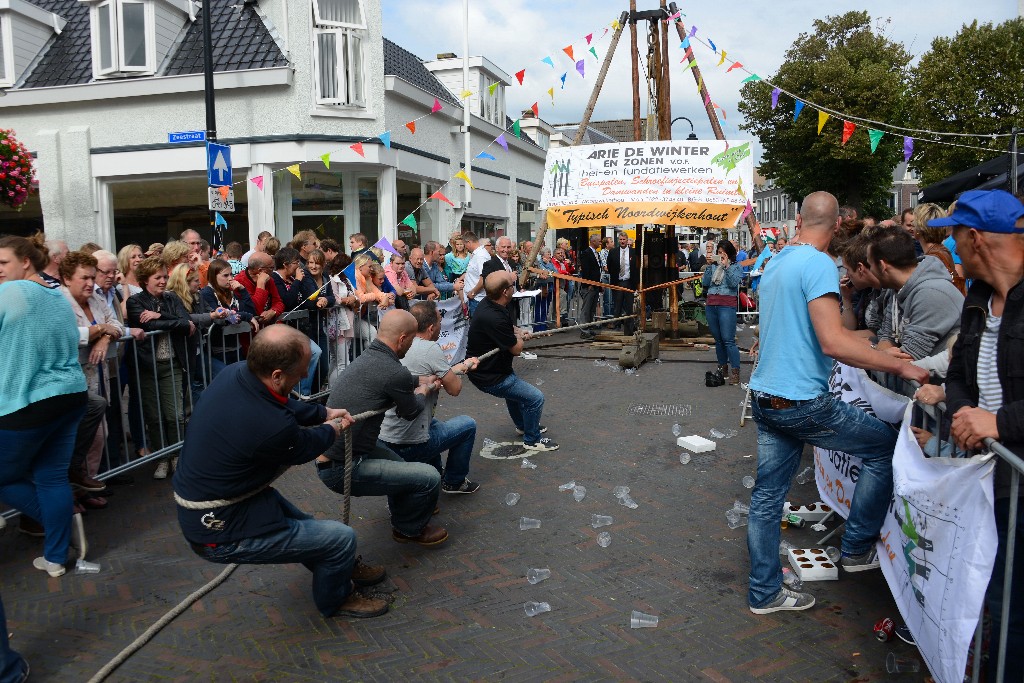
[576, 59, 585, 77]
[704, 93, 711, 106]
[868, 129, 885, 153]
[250, 175, 264, 191]
[560, 72, 567, 88]
[372, 237, 401, 256]
[215, 211, 227, 227]
[431, 98, 443, 113]
[217, 186, 230, 201]
[512, 119, 522, 138]
[287, 164, 301, 180]
[602, 27, 609, 37]
[430, 190, 454, 206]
[688, 25, 698, 38]
[379, 131, 391, 149]
[531, 102, 539, 117]
[793, 100, 804, 121]
[460, 90, 472, 99]
[708, 38, 717, 53]
[740, 200, 753, 221]
[585, 33, 593, 44]
[515, 69, 526, 85]
[454, 169, 475, 188]
[817, 111, 830, 134]
[306, 287, 320, 301]
[405, 121, 416, 134]
[541, 56, 554, 68]
[680, 37, 690, 49]
[563, 45, 574, 61]
[741, 74, 761, 83]
[547, 86, 555, 104]
[771, 87, 781, 109]
[320, 152, 331, 169]
[589, 46, 598, 60]
[726, 61, 742, 73]
[667, 10, 682, 21]
[684, 59, 698, 69]
[475, 151, 496, 161]
[495, 134, 508, 151]
[904, 136, 914, 163]
[341, 262, 357, 288]
[401, 214, 417, 232]
[713, 103, 727, 119]
[488, 82, 499, 95]
[717, 50, 726, 66]
[611, 19, 621, 31]
[842, 121, 856, 145]
[350, 142, 365, 158]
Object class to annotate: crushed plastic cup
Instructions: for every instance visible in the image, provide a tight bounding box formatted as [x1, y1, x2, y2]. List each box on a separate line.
[732, 500, 750, 514]
[527, 568, 551, 584]
[618, 495, 639, 509]
[597, 531, 612, 547]
[612, 486, 631, 498]
[811, 522, 827, 532]
[679, 453, 691, 465]
[558, 481, 577, 492]
[519, 517, 541, 530]
[524, 601, 551, 617]
[725, 510, 748, 529]
[594, 359, 607, 367]
[505, 493, 521, 506]
[742, 475, 756, 489]
[779, 539, 796, 556]
[74, 559, 101, 574]
[482, 438, 497, 449]
[630, 610, 659, 629]
[886, 652, 921, 674]
[672, 423, 682, 436]
[534, 379, 544, 386]
[795, 466, 813, 485]
[591, 514, 613, 528]
[710, 428, 738, 439]
[782, 567, 803, 591]
[825, 546, 841, 564]
[521, 458, 537, 469]
[572, 485, 587, 502]
[624, 368, 637, 376]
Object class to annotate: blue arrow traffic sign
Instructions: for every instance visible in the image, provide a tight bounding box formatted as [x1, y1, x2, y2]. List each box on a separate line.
[207, 142, 232, 187]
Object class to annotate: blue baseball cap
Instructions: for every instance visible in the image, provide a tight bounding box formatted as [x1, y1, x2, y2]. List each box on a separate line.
[927, 189, 1024, 233]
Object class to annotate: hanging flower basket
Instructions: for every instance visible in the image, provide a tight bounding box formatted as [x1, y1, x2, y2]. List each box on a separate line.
[0, 129, 35, 210]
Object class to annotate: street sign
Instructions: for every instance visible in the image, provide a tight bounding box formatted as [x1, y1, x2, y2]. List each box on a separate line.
[206, 142, 232, 187]
[168, 130, 206, 144]
[208, 187, 235, 212]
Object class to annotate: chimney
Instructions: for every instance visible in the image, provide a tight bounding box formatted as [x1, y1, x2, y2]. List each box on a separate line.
[436, 52, 457, 60]
[521, 108, 536, 120]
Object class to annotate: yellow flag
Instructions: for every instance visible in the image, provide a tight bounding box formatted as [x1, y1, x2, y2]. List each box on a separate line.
[817, 111, 830, 135]
[460, 89, 472, 99]
[547, 87, 554, 104]
[717, 50, 727, 67]
[307, 288, 320, 301]
[287, 164, 301, 180]
[611, 19, 621, 30]
[454, 170, 475, 189]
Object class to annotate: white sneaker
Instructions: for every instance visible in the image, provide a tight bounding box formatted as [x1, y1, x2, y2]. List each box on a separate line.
[33, 556, 66, 578]
[153, 461, 169, 479]
[523, 438, 559, 452]
[515, 425, 548, 435]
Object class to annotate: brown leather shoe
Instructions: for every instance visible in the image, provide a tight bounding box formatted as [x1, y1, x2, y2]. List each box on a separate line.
[334, 591, 389, 619]
[730, 368, 741, 385]
[392, 524, 448, 547]
[351, 556, 387, 587]
[69, 471, 107, 492]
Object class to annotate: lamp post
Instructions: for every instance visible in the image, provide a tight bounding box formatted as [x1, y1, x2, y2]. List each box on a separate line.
[670, 116, 697, 140]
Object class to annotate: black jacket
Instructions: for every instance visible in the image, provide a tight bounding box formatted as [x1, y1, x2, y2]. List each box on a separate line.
[579, 246, 601, 284]
[688, 250, 707, 272]
[607, 246, 640, 289]
[126, 290, 194, 370]
[481, 254, 514, 280]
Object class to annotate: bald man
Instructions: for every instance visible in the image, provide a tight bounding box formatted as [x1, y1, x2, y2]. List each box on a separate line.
[465, 272, 558, 451]
[235, 252, 284, 324]
[745, 191, 928, 616]
[319, 310, 448, 546]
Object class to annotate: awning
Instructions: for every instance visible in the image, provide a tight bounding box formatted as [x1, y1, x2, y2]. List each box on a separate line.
[919, 151, 1023, 203]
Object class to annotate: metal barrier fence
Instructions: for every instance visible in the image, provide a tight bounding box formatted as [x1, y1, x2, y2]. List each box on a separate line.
[869, 370, 1020, 682]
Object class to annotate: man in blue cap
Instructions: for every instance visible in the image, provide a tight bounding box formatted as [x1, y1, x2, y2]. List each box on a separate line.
[930, 189, 1024, 681]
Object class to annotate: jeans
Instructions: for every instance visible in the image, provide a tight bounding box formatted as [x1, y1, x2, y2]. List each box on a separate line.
[319, 445, 440, 537]
[987, 495, 1023, 682]
[705, 304, 740, 369]
[381, 416, 477, 486]
[298, 339, 322, 397]
[475, 373, 545, 444]
[0, 403, 86, 563]
[468, 298, 481, 317]
[192, 492, 357, 618]
[0, 592, 27, 683]
[747, 393, 897, 607]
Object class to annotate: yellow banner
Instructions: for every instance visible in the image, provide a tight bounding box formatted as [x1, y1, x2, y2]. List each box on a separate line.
[545, 202, 744, 229]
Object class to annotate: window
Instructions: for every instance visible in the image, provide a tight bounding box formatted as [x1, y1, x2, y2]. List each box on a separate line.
[87, 0, 154, 77]
[0, 15, 9, 86]
[479, 74, 504, 127]
[312, 0, 366, 107]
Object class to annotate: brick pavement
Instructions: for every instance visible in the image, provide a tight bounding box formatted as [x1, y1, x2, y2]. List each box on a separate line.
[0, 337, 926, 682]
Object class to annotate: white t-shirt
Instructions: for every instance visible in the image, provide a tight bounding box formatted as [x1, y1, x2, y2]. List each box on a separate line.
[464, 245, 491, 302]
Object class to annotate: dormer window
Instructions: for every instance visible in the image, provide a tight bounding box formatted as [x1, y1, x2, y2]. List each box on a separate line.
[312, 0, 366, 107]
[81, 0, 187, 79]
[0, 0, 67, 87]
[480, 74, 503, 127]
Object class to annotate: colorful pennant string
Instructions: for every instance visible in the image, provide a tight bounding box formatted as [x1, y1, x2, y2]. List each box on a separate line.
[287, 164, 301, 180]
[454, 170, 475, 188]
[817, 111, 830, 135]
[430, 190, 454, 206]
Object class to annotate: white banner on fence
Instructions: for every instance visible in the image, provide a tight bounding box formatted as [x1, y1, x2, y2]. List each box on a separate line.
[813, 362, 910, 517]
[878, 403, 996, 683]
[436, 296, 469, 365]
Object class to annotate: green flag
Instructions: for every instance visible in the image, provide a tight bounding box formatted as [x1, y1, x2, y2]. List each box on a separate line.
[512, 119, 521, 138]
[868, 129, 885, 153]
[740, 74, 761, 83]
[401, 214, 417, 232]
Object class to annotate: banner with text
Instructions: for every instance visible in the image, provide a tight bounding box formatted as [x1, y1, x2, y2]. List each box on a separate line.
[539, 139, 754, 229]
[436, 296, 469, 365]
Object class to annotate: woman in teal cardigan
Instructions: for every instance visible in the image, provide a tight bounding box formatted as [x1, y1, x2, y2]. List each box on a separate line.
[701, 239, 744, 385]
[0, 234, 89, 578]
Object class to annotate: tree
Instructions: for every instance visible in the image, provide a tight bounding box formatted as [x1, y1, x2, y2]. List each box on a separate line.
[909, 19, 1024, 186]
[738, 12, 911, 217]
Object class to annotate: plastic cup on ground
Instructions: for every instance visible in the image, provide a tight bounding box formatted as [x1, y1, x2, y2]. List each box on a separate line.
[886, 652, 920, 674]
[732, 500, 750, 514]
[726, 510, 748, 529]
[671, 423, 682, 436]
[558, 480, 576, 492]
[521, 458, 537, 469]
[618, 495, 639, 509]
[519, 517, 541, 530]
[630, 611, 659, 629]
[779, 539, 795, 556]
[795, 466, 813, 484]
[679, 453, 691, 465]
[572, 485, 586, 502]
[709, 428, 725, 439]
[482, 438, 497, 449]
[535, 379, 545, 386]
[505, 493, 520, 506]
[591, 514, 613, 528]
[825, 546, 841, 563]
[527, 568, 551, 584]
[612, 486, 630, 498]
[742, 475, 755, 489]
[782, 567, 803, 591]
[75, 560, 101, 574]
[597, 532, 612, 547]
[524, 601, 551, 617]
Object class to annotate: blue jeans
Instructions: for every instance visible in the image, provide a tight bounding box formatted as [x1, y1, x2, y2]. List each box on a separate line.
[475, 373, 545, 444]
[987, 495, 1023, 681]
[468, 298, 481, 317]
[299, 339, 322, 396]
[0, 403, 86, 564]
[381, 416, 477, 486]
[705, 304, 740, 369]
[747, 393, 897, 608]
[192, 491, 357, 618]
[0, 592, 27, 683]
[318, 445, 440, 537]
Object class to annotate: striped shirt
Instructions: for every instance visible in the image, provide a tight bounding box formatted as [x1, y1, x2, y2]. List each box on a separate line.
[976, 298, 1003, 414]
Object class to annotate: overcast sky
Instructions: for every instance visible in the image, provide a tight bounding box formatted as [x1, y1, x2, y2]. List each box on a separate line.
[382, 1, 1018, 147]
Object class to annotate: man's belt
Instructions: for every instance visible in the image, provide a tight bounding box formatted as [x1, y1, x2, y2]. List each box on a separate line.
[755, 394, 815, 410]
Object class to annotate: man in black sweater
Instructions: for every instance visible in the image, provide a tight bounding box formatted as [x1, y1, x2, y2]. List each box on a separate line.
[173, 325, 388, 619]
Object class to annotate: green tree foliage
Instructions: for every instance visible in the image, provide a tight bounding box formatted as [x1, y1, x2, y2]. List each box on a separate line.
[738, 12, 911, 216]
[909, 19, 1024, 186]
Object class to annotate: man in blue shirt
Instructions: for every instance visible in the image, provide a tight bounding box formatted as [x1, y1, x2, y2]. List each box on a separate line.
[746, 191, 928, 615]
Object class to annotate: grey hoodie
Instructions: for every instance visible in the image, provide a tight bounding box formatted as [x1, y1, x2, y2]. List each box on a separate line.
[879, 255, 964, 360]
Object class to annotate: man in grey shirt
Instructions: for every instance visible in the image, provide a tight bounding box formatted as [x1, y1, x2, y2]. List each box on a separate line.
[378, 302, 481, 494]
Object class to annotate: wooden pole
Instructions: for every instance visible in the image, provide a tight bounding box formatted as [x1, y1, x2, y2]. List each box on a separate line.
[629, 0, 641, 142]
[519, 11, 629, 288]
[554, 282, 562, 328]
[658, 0, 672, 141]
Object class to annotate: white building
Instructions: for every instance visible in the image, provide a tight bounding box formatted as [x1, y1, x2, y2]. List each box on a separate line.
[0, 0, 546, 251]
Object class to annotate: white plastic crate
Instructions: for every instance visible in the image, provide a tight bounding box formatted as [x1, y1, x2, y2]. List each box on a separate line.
[676, 435, 716, 453]
[783, 502, 833, 522]
[787, 548, 839, 581]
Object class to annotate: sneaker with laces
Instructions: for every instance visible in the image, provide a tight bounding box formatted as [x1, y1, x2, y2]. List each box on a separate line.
[841, 548, 880, 572]
[33, 556, 66, 578]
[441, 478, 480, 494]
[514, 425, 548, 435]
[523, 438, 559, 452]
[351, 556, 387, 587]
[749, 587, 815, 614]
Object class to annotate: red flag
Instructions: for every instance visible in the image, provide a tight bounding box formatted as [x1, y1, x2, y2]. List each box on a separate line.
[515, 69, 525, 85]
[350, 142, 365, 157]
[405, 121, 416, 134]
[726, 61, 743, 73]
[430, 191, 454, 206]
[531, 102, 539, 118]
[431, 98, 442, 113]
[563, 45, 574, 61]
[842, 121, 856, 146]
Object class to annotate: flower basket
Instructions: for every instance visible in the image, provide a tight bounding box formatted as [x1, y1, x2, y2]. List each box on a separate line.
[0, 129, 35, 210]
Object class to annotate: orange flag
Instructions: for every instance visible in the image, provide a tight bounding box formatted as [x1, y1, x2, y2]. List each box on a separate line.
[563, 45, 574, 61]
[430, 191, 454, 206]
[405, 121, 416, 134]
[531, 102, 539, 117]
[218, 186, 230, 201]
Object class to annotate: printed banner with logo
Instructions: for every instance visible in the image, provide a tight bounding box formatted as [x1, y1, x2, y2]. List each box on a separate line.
[436, 296, 469, 365]
[878, 403, 996, 683]
[539, 139, 754, 229]
[813, 363, 909, 517]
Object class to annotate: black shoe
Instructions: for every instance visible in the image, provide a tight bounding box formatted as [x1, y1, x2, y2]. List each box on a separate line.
[580, 331, 596, 340]
[441, 478, 480, 494]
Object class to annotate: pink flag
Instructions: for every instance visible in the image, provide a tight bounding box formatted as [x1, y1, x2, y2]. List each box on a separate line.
[431, 98, 442, 113]
[741, 200, 753, 221]
[250, 176, 264, 191]
[585, 33, 593, 45]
